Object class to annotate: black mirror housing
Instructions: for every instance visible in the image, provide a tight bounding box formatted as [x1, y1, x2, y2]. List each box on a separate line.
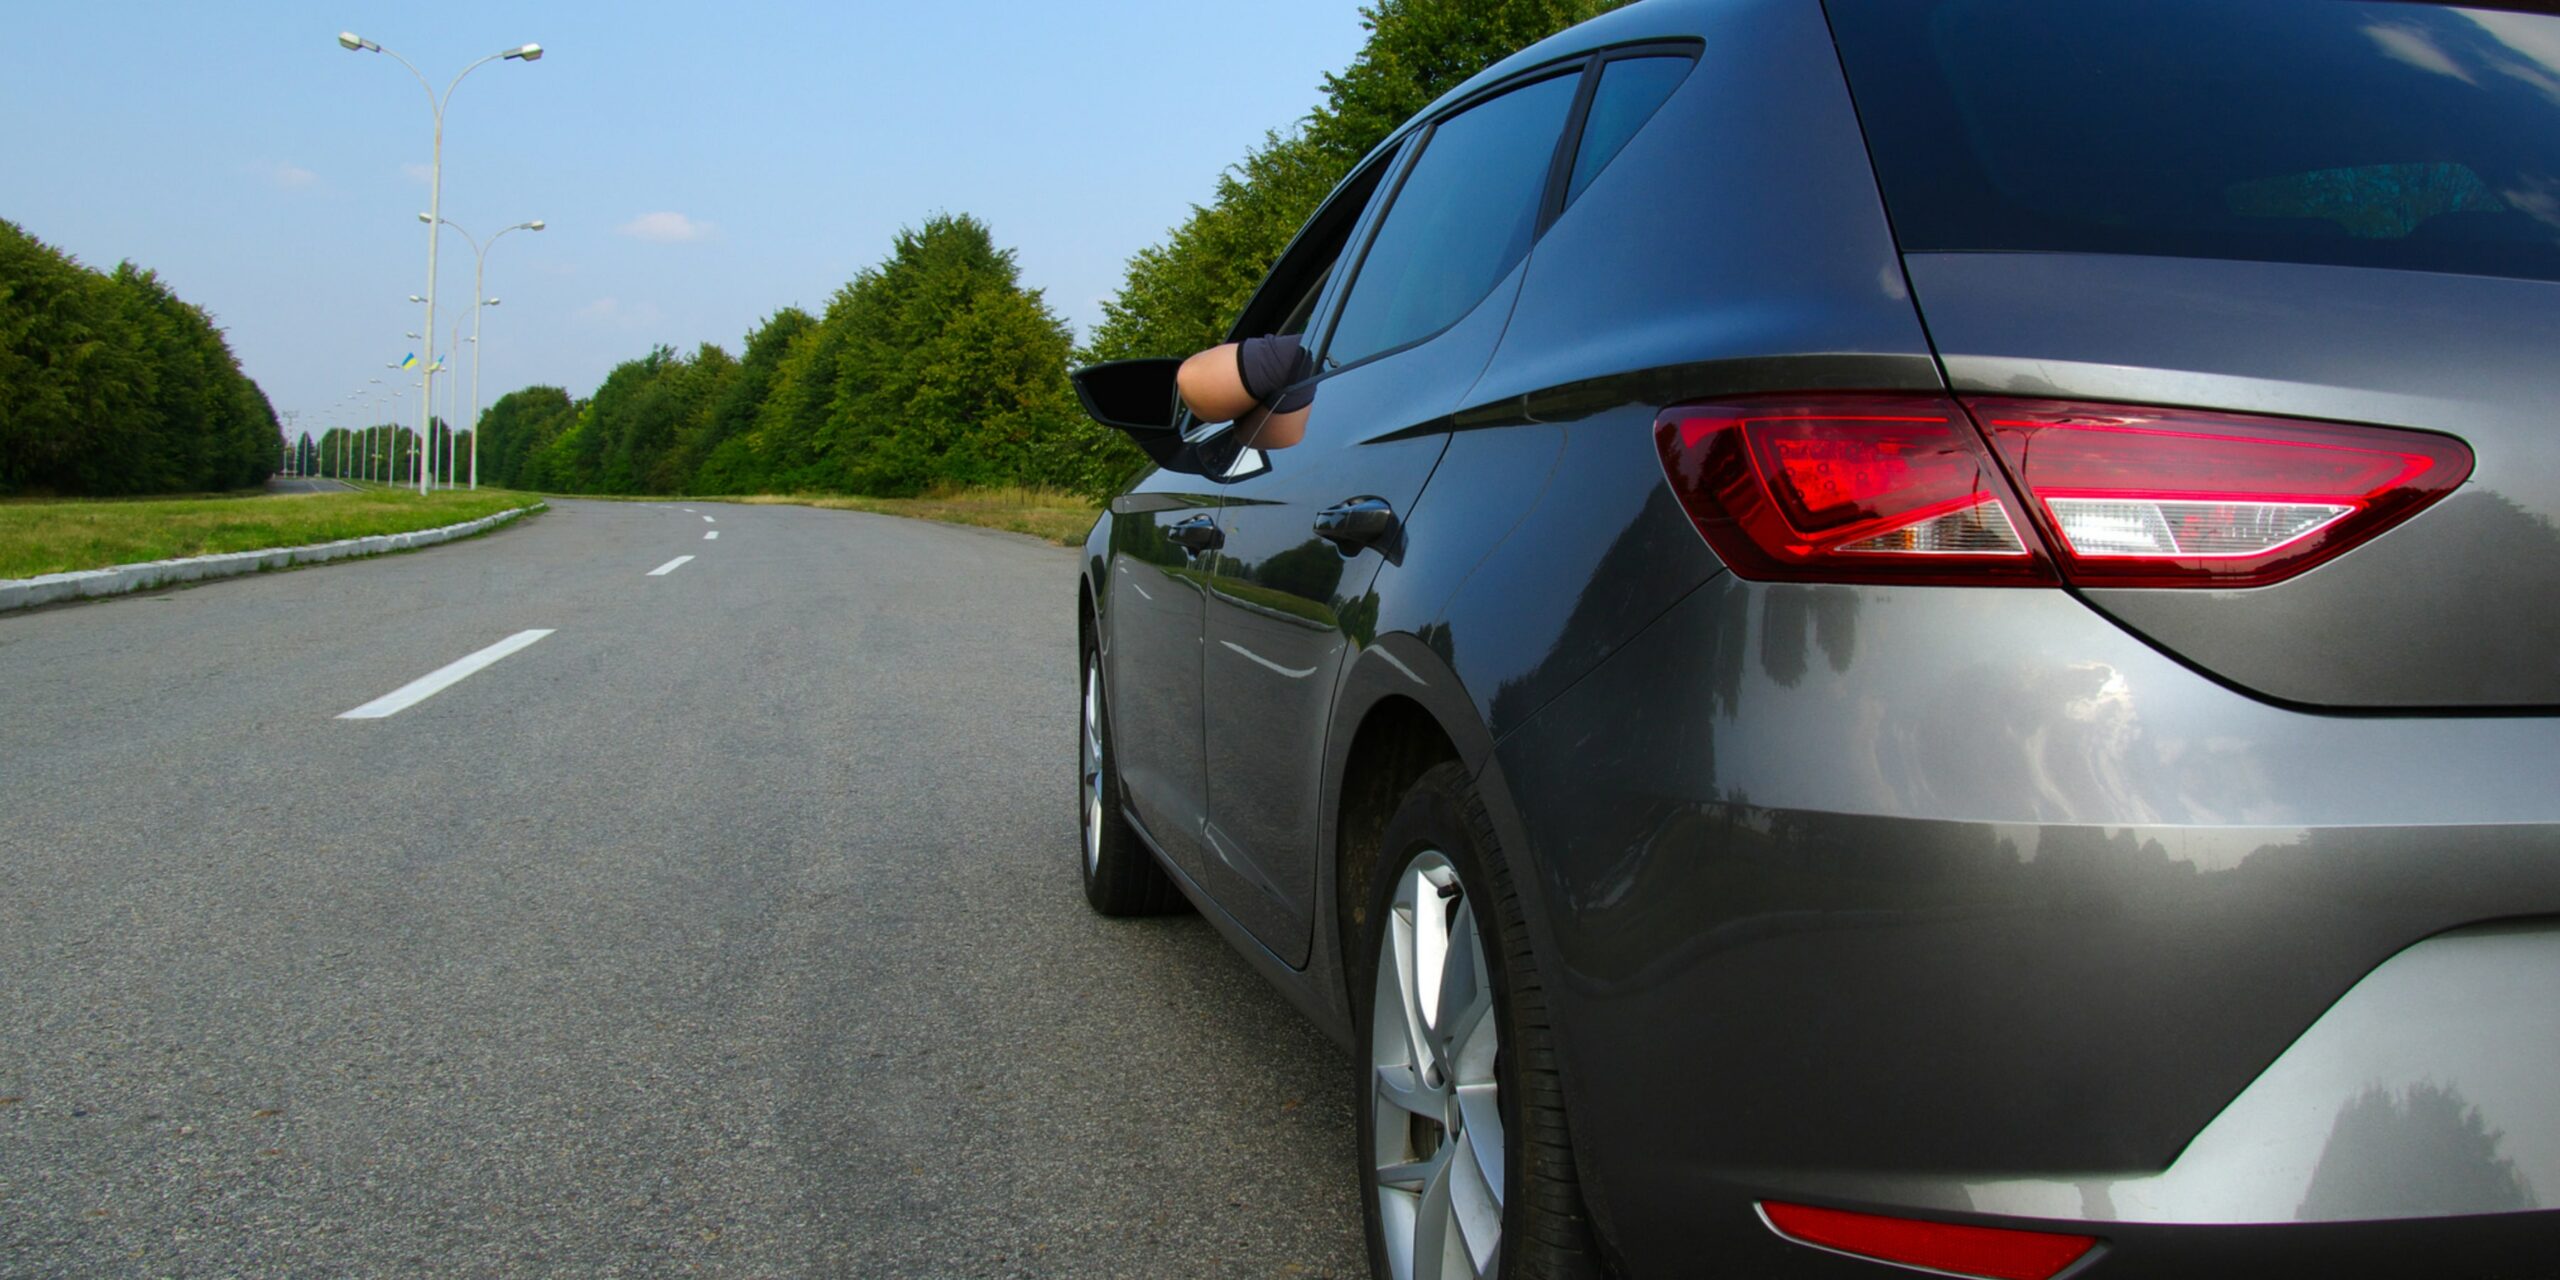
[1071, 358, 1184, 435]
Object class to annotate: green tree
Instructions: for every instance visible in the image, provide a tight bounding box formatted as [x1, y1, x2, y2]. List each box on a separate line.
[692, 307, 813, 493]
[0, 218, 277, 496]
[1084, 0, 1625, 365]
[813, 213, 1096, 496]
[477, 385, 579, 490]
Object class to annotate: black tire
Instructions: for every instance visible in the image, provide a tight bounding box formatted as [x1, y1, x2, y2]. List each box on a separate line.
[1356, 761, 1602, 1280]
[1079, 641, 1185, 916]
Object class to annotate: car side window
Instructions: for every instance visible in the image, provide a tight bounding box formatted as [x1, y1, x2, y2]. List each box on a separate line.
[1321, 72, 1583, 370]
[1564, 55, 1694, 209]
[1230, 147, 1401, 342]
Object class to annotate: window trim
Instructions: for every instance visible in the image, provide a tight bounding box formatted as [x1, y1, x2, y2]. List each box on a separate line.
[1179, 136, 1421, 446]
[1544, 41, 1702, 227]
[1310, 63, 1591, 378]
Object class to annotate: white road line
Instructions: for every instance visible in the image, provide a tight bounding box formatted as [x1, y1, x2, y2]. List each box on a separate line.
[703, 515, 716, 524]
[338, 630, 554, 720]
[1129, 580, 1153, 601]
[682, 508, 696, 513]
[1374, 647, 1428, 686]
[1219, 640, 1316, 679]
[704, 530, 719, 540]
[648, 555, 695, 576]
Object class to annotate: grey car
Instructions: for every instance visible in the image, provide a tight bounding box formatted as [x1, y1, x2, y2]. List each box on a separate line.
[1071, 0, 2560, 1275]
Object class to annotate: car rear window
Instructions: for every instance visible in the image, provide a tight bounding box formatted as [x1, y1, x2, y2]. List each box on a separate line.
[1825, 0, 2560, 283]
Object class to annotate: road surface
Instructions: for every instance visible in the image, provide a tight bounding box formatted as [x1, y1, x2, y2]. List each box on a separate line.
[0, 498, 1363, 1277]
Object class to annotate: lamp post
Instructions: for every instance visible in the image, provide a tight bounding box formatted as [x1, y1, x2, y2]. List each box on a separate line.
[437, 217, 543, 489]
[370, 378, 384, 483]
[338, 30, 541, 496]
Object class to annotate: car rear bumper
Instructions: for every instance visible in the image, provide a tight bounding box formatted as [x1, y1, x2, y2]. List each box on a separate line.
[1483, 576, 2560, 1274]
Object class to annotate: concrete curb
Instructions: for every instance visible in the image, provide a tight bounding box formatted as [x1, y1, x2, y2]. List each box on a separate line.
[0, 502, 545, 614]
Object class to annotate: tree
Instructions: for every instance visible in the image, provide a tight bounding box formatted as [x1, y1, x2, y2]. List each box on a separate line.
[0, 218, 276, 496]
[1084, 0, 1627, 365]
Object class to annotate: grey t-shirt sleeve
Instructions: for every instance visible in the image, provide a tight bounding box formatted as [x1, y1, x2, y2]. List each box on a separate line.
[1234, 334, 1314, 412]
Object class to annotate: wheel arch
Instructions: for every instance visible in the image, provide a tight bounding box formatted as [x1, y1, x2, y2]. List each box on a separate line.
[1324, 634, 1504, 1022]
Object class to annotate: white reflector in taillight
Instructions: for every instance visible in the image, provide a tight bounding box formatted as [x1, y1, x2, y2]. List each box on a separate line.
[2043, 497, 2350, 558]
[1968, 400, 2474, 588]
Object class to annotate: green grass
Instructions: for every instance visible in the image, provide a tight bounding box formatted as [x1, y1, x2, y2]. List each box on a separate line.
[0, 488, 543, 579]
[626, 485, 1103, 546]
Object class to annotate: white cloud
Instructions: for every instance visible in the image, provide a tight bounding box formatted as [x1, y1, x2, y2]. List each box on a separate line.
[2364, 23, 2475, 84]
[617, 211, 715, 243]
[252, 160, 322, 190]
[577, 296, 663, 328]
[401, 161, 434, 186]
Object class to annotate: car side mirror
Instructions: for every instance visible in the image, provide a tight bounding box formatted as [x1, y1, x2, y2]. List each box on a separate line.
[1071, 358, 1184, 435]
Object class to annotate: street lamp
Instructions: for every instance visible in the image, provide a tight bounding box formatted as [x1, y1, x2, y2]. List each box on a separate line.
[338, 31, 542, 495]
[438, 216, 543, 489]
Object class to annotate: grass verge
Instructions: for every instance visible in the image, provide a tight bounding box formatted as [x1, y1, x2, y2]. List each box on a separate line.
[623, 485, 1101, 545]
[0, 488, 541, 579]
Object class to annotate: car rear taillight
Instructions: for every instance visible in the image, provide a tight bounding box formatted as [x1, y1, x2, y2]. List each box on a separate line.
[1655, 394, 2471, 588]
[1968, 399, 2472, 588]
[1759, 1201, 2099, 1280]
[1652, 395, 2056, 585]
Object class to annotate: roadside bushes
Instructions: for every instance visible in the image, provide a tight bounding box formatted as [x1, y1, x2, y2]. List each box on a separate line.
[482, 215, 1123, 499]
[0, 218, 280, 497]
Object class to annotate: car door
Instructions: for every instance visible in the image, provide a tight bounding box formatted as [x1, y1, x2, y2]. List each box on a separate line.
[1103, 472, 1224, 878]
[1199, 68, 1590, 966]
[1099, 137, 1412, 882]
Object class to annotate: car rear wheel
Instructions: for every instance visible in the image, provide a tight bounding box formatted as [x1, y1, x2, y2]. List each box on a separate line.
[1079, 644, 1183, 916]
[1358, 762, 1601, 1280]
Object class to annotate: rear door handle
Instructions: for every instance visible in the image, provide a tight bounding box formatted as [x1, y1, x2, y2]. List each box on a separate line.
[1314, 496, 1396, 551]
[1169, 514, 1223, 554]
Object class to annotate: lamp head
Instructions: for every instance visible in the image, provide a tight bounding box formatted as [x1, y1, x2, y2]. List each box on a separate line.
[484, 298, 501, 307]
[409, 295, 425, 303]
[338, 32, 379, 52]
[417, 212, 433, 224]
[528, 220, 546, 231]
[505, 43, 543, 62]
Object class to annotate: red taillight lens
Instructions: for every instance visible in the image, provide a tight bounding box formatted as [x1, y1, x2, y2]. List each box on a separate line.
[1655, 393, 2473, 588]
[1653, 395, 2056, 585]
[1969, 399, 2472, 588]
[1759, 1201, 2099, 1280]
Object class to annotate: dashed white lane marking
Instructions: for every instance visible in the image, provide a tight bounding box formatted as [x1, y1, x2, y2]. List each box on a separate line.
[1374, 647, 1428, 686]
[703, 516, 716, 524]
[338, 630, 554, 720]
[648, 555, 695, 576]
[682, 508, 696, 513]
[1219, 640, 1316, 679]
[704, 531, 719, 540]
[1129, 579, 1153, 601]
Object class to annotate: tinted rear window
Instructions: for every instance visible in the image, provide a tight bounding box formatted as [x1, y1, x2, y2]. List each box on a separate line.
[1827, 0, 2560, 282]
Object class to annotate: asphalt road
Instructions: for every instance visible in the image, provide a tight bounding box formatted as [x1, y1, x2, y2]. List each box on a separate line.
[0, 499, 1363, 1277]
[265, 475, 353, 494]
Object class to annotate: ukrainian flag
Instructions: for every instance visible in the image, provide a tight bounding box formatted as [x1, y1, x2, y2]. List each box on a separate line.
[399, 352, 419, 370]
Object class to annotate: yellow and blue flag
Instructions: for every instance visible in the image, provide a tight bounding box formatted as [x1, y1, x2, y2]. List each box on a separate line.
[398, 352, 419, 370]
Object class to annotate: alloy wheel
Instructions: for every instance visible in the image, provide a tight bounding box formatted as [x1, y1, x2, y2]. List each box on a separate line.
[1371, 850, 1505, 1280]
[1081, 655, 1105, 877]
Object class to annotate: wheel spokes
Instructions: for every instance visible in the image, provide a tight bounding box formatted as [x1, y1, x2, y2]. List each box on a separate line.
[1408, 1147, 1460, 1280]
[1373, 849, 1504, 1280]
[1454, 1081, 1503, 1207]
[1375, 1062, 1442, 1122]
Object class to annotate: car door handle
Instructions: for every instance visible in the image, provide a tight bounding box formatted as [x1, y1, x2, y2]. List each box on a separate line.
[1314, 496, 1396, 551]
[1169, 514, 1223, 554]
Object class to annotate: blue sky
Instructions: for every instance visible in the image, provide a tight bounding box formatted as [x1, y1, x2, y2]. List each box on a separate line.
[0, 2, 1373, 436]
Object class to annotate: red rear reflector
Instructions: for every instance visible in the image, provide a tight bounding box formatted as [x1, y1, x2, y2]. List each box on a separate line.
[1969, 399, 2472, 588]
[1760, 1201, 2099, 1280]
[1655, 393, 2472, 588]
[1654, 395, 2056, 585]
